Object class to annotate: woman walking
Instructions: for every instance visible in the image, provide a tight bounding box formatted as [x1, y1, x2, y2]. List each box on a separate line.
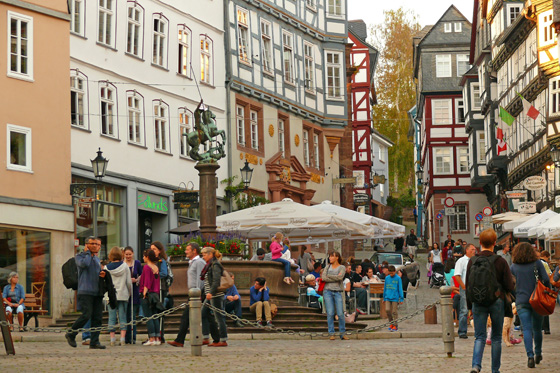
[124, 246, 142, 344]
[2, 272, 25, 331]
[510, 242, 551, 368]
[321, 251, 348, 340]
[105, 247, 132, 346]
[201, 246, 228, 347]
[427, 243, 442, 280]
[270, 232, 294, 284]
[139, 249, 161, 345]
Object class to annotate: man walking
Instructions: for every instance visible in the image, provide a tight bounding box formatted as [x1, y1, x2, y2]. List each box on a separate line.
[405, 229, 418, 259]
[168, 242, 206, 347]
[65, 236, 106, 349]
[467, 229, 514, 373]
[453, 243, 476, 339]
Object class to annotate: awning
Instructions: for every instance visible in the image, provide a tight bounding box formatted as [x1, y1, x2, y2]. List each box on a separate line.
[502, 214, 536, 232]
[513, 210, 558, 238]
[167, 221, 200, 235]
[491, 212, 531, 225]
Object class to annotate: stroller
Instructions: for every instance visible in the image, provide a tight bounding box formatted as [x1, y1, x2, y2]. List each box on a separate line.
[429, 262, 445, 288]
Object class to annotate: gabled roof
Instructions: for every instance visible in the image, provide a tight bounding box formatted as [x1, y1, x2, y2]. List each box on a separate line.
[459, 65, 478, 87]
[371, 128, 394, 147]
[349, 20, 379, 75]
[416, 5, 472, 47]
[412, 25, 433, 78]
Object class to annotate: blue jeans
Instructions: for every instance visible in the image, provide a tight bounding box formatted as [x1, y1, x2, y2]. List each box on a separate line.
[202, 296, 228, 342]
[472, 298, 504, 373]
[272, 258, 291, 278]
[516, 303, 544, 358]
[141, 297, 160, 338]
[125, 301, 140, 343]
[458, 288, 468, 336]
[108, 300, 128, 332]
[323, 290, 345, 335]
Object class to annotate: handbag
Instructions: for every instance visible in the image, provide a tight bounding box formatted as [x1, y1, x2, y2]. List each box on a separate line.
[217, 269, 234, 292]
[317, 278, 326, 295]
[529, 263, 558, 316]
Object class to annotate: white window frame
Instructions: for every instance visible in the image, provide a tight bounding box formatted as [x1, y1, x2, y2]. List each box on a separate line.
[304, 42, 315, 93]
[282, 31, 295, 84]
[278, 118, 285, 157]
[71, 71, 88, 129]
[431, 99, 452, 125]
[313, 132, 320, 169]
[326, 0, 343, 18]
[539, 10, 556, 48]
[250, 110, 259, 150]
[507, 4, 522, 27]
[433, 147, 453, 175]
[550, 76, 560, 116]
[306, 0, 316, 11]
[178, 25, 191, 77]
[127, 91, 143, 145]
[471, 83, 481, 110]
[450, 204, 468, 232]
[100, 84, 117, 137]
[454, 22, 462, 32]
[303, 130, 310, 166]
[6, 124, 32, 173]
[179, 107, 192, 158]
[236, 105, 245, 145]
[444, 23, 452, 33]
[152, 14, 167, 67]
[435, 54, 451, 77]
[237, 7, 251, 65]
[7, 11, 33, 81]
[456, 54, 470, 77]
[200, 35, 213, 85]
[477, 131, 486, 163]
[326, 50, 343, 99]
[126, 4, 143, 57]
[455, 98, 465, 124]
[379, 145, 386, 162]
[154, 101, 169, 152]
[260, 20, 273, 75]
[70, 0, 84, 36]
[97, 0, 115, 47]
[458, 147, 469, 173]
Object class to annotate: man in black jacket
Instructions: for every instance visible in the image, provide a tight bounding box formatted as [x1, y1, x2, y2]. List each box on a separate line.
[405, 229, 418, 259]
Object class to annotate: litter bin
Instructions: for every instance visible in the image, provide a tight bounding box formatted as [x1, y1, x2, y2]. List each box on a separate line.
[424, 304, 437, 324]
[397, 216, 403, 225]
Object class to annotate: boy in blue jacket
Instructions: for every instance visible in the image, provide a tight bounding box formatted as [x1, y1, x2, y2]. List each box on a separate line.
[383, 265, 404, 331]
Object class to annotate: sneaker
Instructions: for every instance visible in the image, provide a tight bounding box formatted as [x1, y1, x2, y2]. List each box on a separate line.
[143, 340, 156, 346]
[202, 339, 210, 345]
[393, 327, 398, 332]
[153, 340, 161, 346]
[65, 333, 77, 348]
[167, 341, 184, 348]
[356, 309, 366, 315]
[514, 326, 521, 331]
[486, 339, 491, 345]
[266, 321, 274, 327]
[510, 338, 522, 345]
[459, 334, 468, 339]
[81, 339, 90, 346]
[89, 344, 106, 349]
[256, 320, 263, 327]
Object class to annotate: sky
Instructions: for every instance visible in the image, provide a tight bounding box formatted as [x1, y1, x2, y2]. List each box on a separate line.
[348, 0, 474, 29]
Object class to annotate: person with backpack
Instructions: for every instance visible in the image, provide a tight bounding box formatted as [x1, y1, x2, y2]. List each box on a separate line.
[466, 229, 514, 373]
[510, 242, 551, 368]
[150, 241, 172, 343]
[453, 243, 476, 339]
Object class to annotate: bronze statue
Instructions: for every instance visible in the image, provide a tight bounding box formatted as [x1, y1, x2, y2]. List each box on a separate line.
[186, 102, 226, 162]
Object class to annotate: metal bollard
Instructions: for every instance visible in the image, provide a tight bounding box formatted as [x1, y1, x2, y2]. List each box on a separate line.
[440, 286, 454, 357]
[189, 288, 202, 356]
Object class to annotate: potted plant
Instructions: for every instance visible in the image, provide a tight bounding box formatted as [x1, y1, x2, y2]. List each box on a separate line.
[166, 244, 186, 262]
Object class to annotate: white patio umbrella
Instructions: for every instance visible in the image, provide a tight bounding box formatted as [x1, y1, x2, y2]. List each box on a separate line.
[545, 226, 560, 241]
[492, 212, 531, 225]
[503, 214, 536, 232]
[527, 213, 560, 238]
[216, 198, 375, 242]
[513, 210, 557, 238]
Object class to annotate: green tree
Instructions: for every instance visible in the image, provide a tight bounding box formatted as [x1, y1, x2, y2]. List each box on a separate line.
[369, 9, 420, 196]
[220, 176, 269, 210]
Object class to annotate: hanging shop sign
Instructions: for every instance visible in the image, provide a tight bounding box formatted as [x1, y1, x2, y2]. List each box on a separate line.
[506, 190, 527, 199]
[353, 193, 371, 206]
[518, 202, 537, 214]
[333, 177, 356, 184]
[173, 190, 199, 203]
[372, 175, 386, 185]
[523, 176, 546, 191]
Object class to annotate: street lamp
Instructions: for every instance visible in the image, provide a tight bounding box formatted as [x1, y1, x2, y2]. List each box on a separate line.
[91, 148, 109, 181]
[550, 146, 560, 167]
[240, 160, 254, 190]
[415, 167, 423, 182]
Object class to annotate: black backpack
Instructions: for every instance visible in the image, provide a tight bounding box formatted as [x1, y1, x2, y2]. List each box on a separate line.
[62, 257, 78, 290]
[466, 255, 501, 306]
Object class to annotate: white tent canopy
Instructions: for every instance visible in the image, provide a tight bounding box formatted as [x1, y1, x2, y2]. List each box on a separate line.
[503, 214, 537, 232]
[513, 210, 558, 238]
[216, 198, 375, 242]
[527, 213, 560, 238]
[492, 212, 531, 225]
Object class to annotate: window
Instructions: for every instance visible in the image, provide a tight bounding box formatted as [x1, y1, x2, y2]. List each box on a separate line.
[236, 105, 245, 145]
[237, 8, 250, 64]
[98, 0, 114, 46]
[436, 55, 451, 77]
[454, 22, 462, 32]
[250, 110, 259, 150]
[70, 0, 84, 35]
[380, 183, 385, 198]
[200, 35, 213, 84]
[477, 131, 485, 162]
[304, 42, 315, 92]
[508, 5, 522, 26]
[154, 101, 169, 151]
[313, 132, 319, 168]
[303, 130, 310, 166]
[127, 91, 143, 144]
[457, 54, 470, 76]
[327, 0, 343, 17]
[458, 147, 469, 173]
[283, 31, 294, 84]
[7, 124, 32, 172]
[71, 71, 87, 128]
[450, 204, 468, 232]
[278, 118, 285, 157]
[455, 98, 465, 124]
[539, 11, 555, 47]
[550, 77, 560, 115]
[434, 148, 452, 174]
[179, 108, 192, 157]
[432, 99, 452, 125]
[127, 4, 143, 57]
[306, 0, 316, 10]
[100, 84, 117, 137]
[326, 51, 343, 99]
[7, 11, 33, 80]
[278, 114, 290, 158]
[471, 84, 481, 109]
[444, 23, 452, 33]
[379, 145, 386, 162]
[152, 15, 167, 67]
[261, 20, 272, 74]
[178, 25, 191, 76]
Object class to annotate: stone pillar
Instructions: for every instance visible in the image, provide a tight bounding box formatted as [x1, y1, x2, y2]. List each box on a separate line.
[195, 162, 220, 241]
